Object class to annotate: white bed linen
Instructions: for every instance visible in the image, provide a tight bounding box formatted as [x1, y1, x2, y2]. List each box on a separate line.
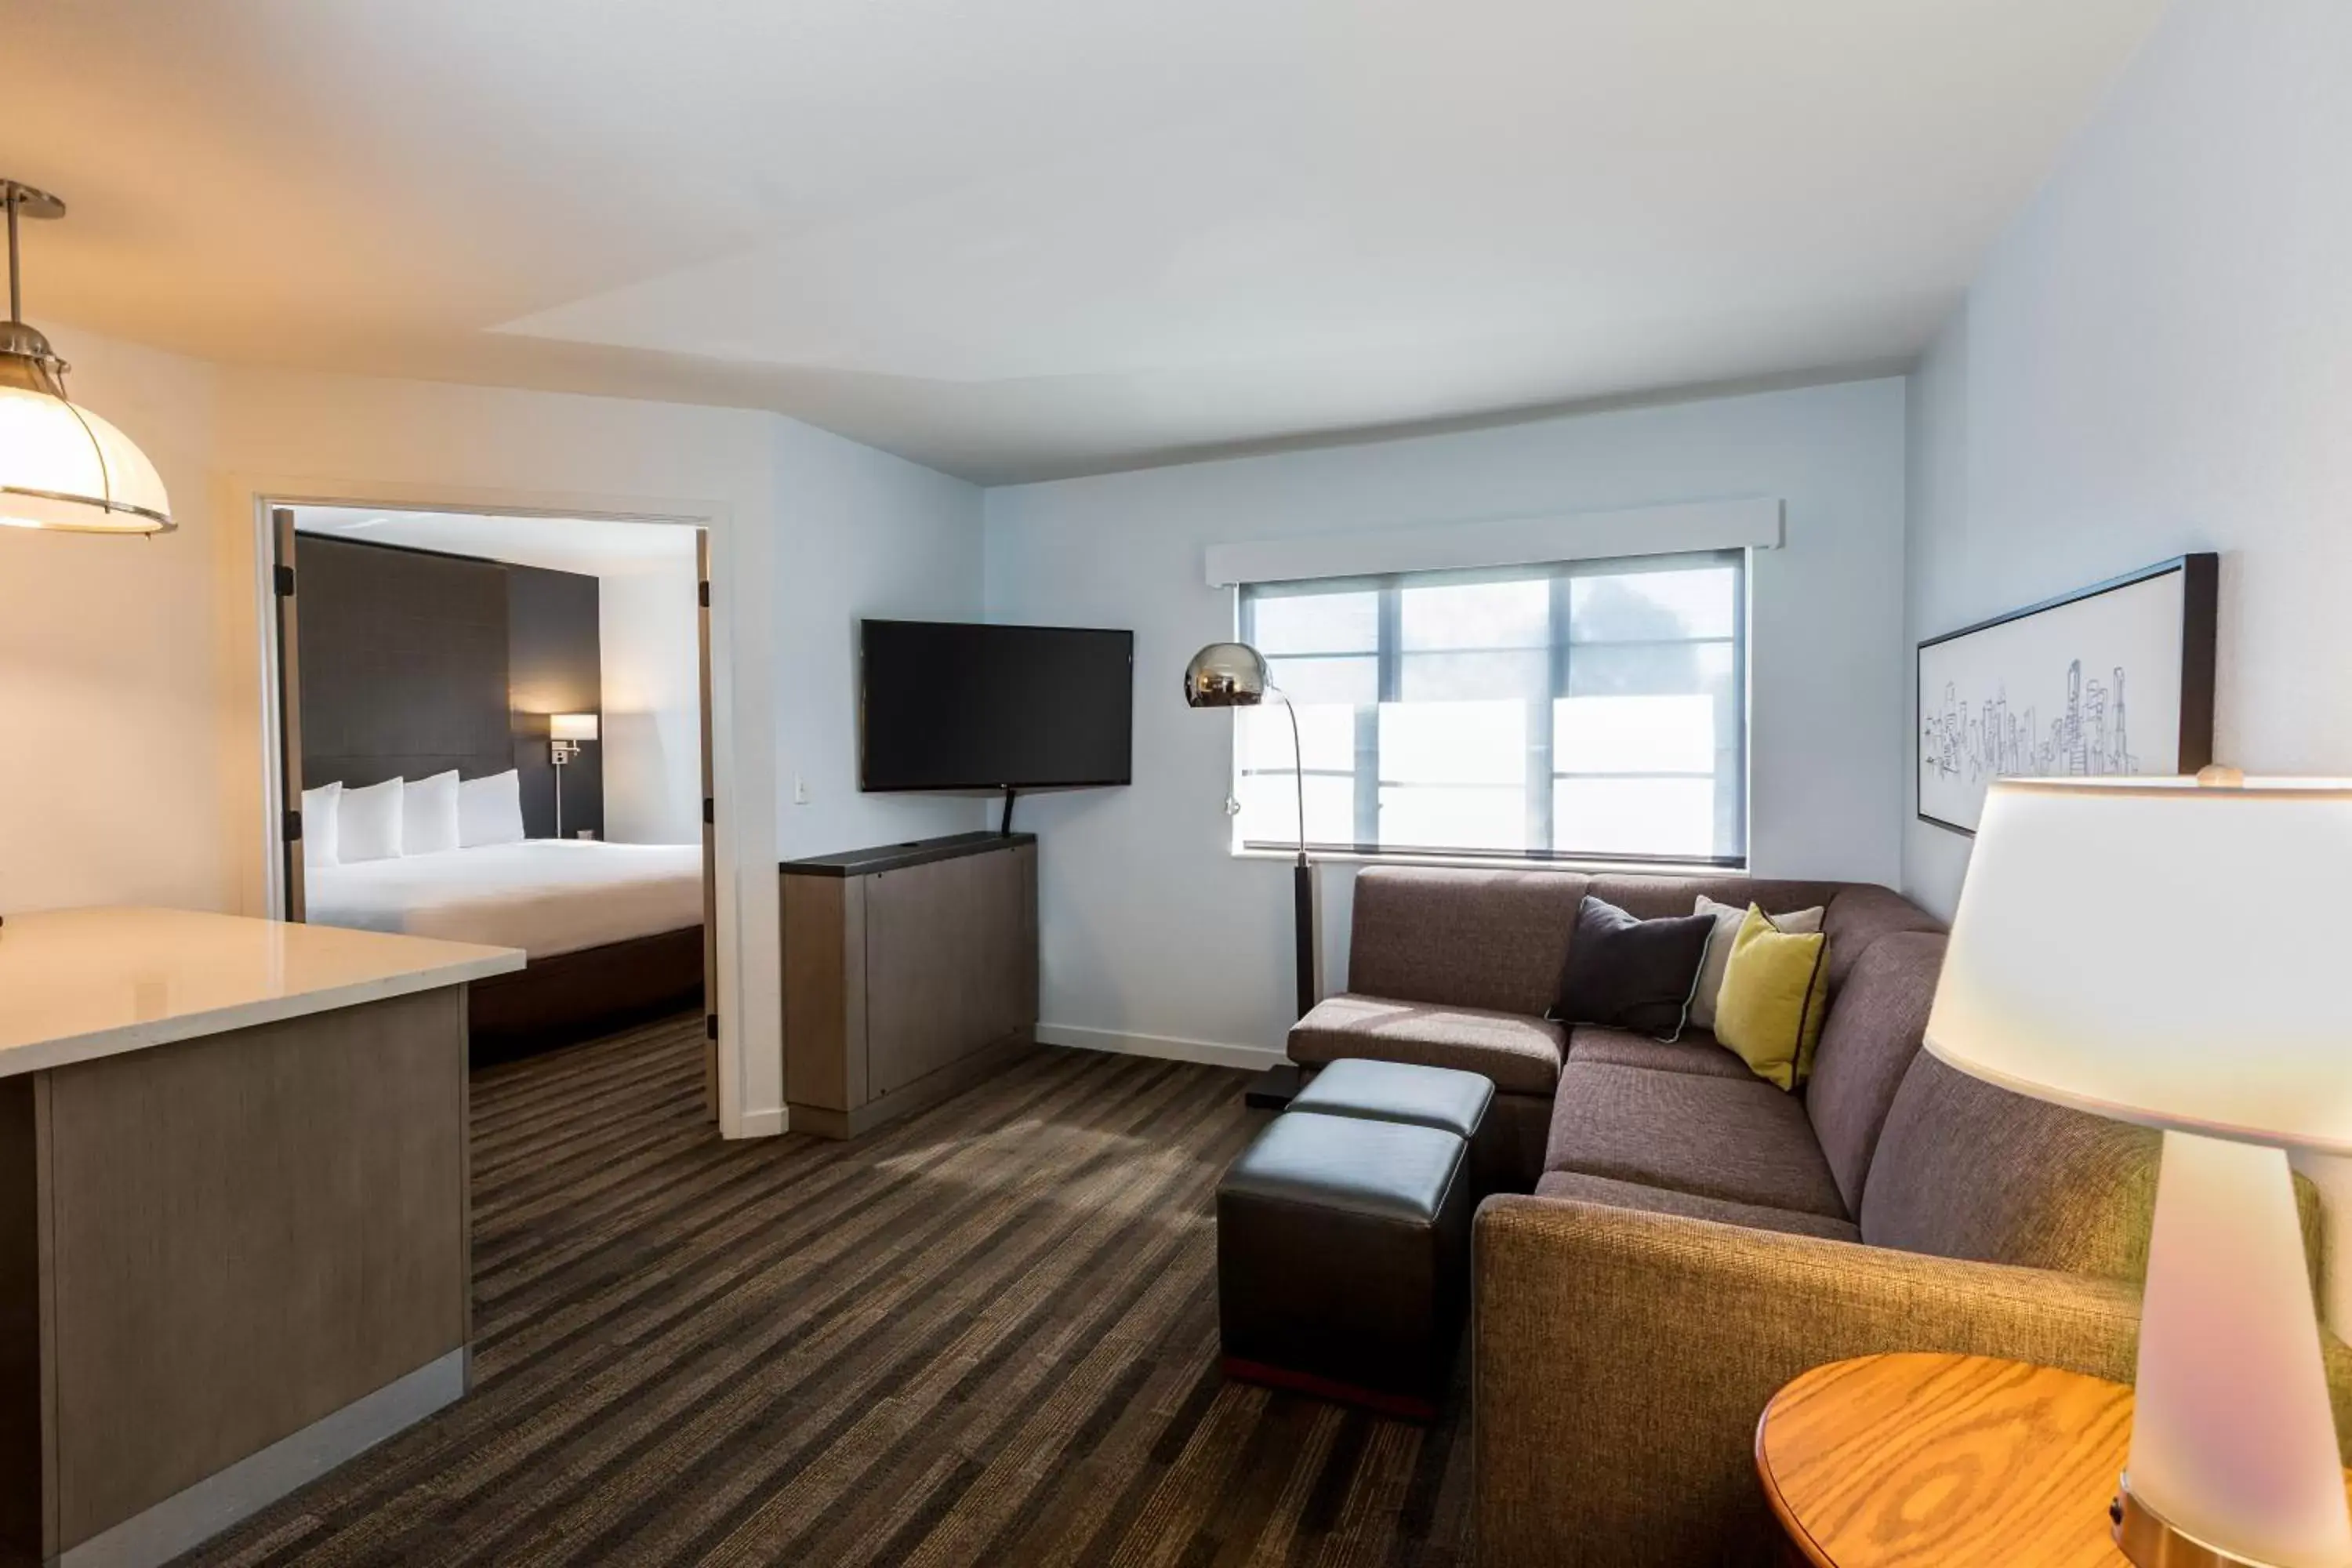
[306, 840, 703, 960]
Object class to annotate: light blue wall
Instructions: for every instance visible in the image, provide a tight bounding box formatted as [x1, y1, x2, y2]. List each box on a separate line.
[772, 416, 990, 859]
[1901, 0, 2352, 1323]
[985, 378, 1910, 1061]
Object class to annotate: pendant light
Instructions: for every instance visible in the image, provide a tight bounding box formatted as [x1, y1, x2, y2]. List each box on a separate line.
[0, 180, 172, 534]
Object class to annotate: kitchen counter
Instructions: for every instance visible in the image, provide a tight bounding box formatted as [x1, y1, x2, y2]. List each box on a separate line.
[0, 906, 517, 1568]
[0, 905, 521, 1074]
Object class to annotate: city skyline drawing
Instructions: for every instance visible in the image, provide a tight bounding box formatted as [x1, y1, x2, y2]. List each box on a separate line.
[1916, 558, 2202, 834]
[1921, 659, 2140, 787]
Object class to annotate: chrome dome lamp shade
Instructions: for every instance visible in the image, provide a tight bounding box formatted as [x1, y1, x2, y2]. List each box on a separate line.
[0, 181, 173, 535]
[1182, 641, 1269, 708]
[1185, 640, 1319, 1023]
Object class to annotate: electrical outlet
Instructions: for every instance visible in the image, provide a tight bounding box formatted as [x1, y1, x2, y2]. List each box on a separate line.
[793, 775, 811, 805]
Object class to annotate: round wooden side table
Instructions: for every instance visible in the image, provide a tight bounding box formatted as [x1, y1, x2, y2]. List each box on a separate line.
[1757, 1352, 2352, 1566]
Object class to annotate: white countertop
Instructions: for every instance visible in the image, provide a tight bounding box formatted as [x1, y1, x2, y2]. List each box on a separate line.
[0, 906, 525, 1076]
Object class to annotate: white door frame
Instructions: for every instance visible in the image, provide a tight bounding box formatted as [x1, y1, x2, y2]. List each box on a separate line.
[235, 476, 779, 1139]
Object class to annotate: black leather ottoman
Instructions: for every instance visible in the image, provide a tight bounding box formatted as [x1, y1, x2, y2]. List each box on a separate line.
[1215, 1111, 1469, 1421]
[1287, 1057, 1499, 1198]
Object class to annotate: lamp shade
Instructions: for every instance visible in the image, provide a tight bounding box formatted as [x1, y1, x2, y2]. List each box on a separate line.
[550, 713, 600, 742]
[0, 378, 173, 534]
[1183, 642, 1268, 708]
[1926, 775, 2352, 1153]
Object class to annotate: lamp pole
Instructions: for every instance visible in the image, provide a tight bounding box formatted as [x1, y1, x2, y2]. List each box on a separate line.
[1271, 685, 1315, 1020]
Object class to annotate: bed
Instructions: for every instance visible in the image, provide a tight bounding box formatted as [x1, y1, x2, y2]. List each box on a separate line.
[308, 839, 702, 956]
[289, 535, 710, 1061]
[309, 839, 706, 1061]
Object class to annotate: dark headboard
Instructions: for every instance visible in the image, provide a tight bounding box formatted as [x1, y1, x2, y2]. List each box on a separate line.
[297, 536, 514, 790]
[505, 562, 602, 839]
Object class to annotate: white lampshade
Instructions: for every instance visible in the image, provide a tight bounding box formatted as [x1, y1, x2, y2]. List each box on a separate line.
[0, 379, 173, 534]
[1933, 772, 2352, 1568]
[550, 713, 600, 742]
[1926, 775, 2352, 1153]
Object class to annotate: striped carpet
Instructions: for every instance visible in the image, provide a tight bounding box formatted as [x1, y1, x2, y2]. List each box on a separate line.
[176, 1013, 1475, 1567]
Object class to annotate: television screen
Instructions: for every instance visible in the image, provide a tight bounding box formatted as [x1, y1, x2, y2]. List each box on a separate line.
[859, 619, 1134, 792]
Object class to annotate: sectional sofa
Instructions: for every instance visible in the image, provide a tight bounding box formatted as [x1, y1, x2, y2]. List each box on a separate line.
[1288, 866, 2349, 1566]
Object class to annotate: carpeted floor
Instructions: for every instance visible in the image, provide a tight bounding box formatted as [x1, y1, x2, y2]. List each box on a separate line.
[175, 1013, 1474, 1566]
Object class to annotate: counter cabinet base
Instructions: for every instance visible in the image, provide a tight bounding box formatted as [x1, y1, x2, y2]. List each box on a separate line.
[0, 987, 472, 1568]
[53, 1349, 465, 1568]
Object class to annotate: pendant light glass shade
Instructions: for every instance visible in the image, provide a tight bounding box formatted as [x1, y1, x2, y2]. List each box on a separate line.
[0, 376, 172, 533]
[0, 180, 172, 535]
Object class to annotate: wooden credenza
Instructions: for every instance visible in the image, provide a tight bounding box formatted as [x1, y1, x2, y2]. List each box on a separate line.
[782, 832, 1040, 1138]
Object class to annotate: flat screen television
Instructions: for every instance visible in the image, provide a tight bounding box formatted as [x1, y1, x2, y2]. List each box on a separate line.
[859, 619, 1134, 792]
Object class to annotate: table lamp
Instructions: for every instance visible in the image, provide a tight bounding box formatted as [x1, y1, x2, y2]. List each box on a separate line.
[1927, 770, 2352, 1568]
[1183, 641, 1316, 1021]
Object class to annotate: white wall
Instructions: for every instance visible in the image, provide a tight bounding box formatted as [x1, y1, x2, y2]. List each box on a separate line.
[0, 332, 227, 915]
[0, 321, 981, 1140]
[599, 566, 703, 844]
[1900, 0, 2352, 1323]
[771, 418, 989, 858]
[985, 377, 1910, 1063]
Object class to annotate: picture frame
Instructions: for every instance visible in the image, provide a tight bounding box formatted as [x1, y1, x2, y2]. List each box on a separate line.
[1917, 554, 2217, 836]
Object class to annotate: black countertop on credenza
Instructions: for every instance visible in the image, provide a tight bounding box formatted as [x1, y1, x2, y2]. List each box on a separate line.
[780, 831, 1037, 878]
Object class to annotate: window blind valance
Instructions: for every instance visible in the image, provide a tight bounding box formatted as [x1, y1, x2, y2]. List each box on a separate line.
[1203, 497, 1782, 588]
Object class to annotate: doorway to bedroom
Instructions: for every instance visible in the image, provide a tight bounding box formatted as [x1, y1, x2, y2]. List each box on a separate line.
[263, 504, 717, 1077]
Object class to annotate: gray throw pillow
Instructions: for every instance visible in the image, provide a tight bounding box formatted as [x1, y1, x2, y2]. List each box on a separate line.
[1690, 895, 1822, 1031]
[1551, 895, 1717, 1041]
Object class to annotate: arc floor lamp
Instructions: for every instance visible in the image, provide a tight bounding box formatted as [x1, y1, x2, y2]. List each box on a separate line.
[1185, 641, 1317, 1104]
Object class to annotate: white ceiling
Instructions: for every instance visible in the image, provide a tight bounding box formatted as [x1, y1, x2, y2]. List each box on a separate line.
[1, 0, 2160, 483]
[291, 508, 698, 579]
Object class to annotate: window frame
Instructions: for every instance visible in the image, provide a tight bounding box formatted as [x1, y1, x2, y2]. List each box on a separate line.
[1234, 548, 1748, 869]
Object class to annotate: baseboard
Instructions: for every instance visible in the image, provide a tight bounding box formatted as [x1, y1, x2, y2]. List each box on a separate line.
[1035, 1023, 1287, 1073]
[62, 1347, 465, 1568]
[730, 1106, 787, 1138]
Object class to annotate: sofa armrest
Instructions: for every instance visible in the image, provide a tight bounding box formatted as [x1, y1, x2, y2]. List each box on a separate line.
[1472, 1195, 2145, 1568]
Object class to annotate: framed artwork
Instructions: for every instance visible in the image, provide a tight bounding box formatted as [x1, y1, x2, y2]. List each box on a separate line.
[1917, 554, 2217, 835]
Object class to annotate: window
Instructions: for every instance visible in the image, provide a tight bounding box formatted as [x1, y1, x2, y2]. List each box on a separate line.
[1234, 550, 1745, 864]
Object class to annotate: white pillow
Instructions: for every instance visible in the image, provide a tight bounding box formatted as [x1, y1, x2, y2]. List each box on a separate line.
[460, 770, 526, 848]
[338, 777, 406, 863]
[1690, 895, 1823, 1032]
[300, 780, 342, 869]
[402, 770, 462, 855]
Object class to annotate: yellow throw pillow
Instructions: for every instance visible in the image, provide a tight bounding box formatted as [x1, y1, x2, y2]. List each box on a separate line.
[1712, 905, 1831, 1091]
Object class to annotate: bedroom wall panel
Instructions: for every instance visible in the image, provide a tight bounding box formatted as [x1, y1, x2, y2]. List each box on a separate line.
[506, 563, 604, 840]
[296, 537, 512, 791]
[293, 539, 605, 840]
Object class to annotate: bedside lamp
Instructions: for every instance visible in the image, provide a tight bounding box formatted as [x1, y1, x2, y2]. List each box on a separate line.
[1928, 771, 2352, 1568]
[549, 713, 598, 838]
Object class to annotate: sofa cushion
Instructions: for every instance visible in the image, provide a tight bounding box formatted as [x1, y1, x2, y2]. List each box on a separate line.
[1820, 884, 1947, 994]
[1534, 1171, 1863, 1243]
[1859, 1051, 2158, 1282]
[1566, 1024, 1752, 1080]
[1346, 867, 1590, 1016]
[1552, 895, 1715, 1040]
[1806, 931, 1945, 1214]
[1290, 994, 1565, 1096]
[1544, 1061, 1849, 1219]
